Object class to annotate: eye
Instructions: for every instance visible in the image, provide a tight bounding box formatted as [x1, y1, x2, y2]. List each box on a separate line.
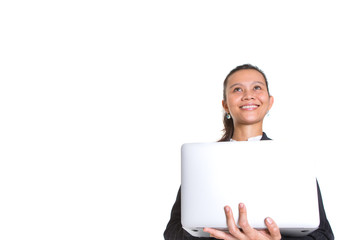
[254, 85, 262, 90]
[234, 87, 243, 92]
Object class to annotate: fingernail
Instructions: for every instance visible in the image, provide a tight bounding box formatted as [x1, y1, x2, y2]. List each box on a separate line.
[239, 203, 244, 209]
[266, 217, 273, 224]
[224, 206, 230, 212]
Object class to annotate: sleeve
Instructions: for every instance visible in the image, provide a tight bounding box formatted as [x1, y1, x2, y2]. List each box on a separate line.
[281, 181, 334, 240]
[163, 187, 213, 240]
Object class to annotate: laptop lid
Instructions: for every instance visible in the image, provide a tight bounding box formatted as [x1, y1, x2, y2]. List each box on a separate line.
[181, 140, 319, 237]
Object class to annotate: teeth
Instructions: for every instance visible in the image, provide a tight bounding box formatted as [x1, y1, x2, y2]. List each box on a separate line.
[241, 105, 258, 109]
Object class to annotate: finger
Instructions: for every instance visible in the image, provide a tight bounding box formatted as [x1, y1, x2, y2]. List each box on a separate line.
[265, 217, 282, 240]
[224, 206, 244, 239]
[210, 233, 228, 240]
[203, 227, 236, 240]
[237, 203, 255, 236]
[209, 234, 221, 239]
[258, 229, 270, 235]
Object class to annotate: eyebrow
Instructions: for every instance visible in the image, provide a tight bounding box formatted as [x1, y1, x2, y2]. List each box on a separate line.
[228, 81, 265, 89]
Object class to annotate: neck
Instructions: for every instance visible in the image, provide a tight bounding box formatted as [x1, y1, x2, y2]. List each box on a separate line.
[231, 123, 263, 141]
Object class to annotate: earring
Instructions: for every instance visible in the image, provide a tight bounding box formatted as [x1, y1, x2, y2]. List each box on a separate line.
[226, 113, 231, 119]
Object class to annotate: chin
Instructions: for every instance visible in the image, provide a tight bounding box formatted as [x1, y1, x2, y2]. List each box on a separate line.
[236, 117, 264, 126]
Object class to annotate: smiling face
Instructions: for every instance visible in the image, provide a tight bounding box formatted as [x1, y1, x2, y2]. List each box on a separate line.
[222, 69, 274, 126]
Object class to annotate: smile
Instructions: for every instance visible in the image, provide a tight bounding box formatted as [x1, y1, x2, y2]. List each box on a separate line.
[240, 104, 259, 110]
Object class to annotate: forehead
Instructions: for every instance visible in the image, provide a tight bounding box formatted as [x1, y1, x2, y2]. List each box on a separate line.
[227, 69, 266, 87]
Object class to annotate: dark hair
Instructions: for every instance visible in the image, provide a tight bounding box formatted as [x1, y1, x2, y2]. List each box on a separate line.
[218, 64, 270, 142]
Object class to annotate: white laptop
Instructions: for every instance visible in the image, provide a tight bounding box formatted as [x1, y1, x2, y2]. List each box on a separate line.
[181, 140, 319, 238]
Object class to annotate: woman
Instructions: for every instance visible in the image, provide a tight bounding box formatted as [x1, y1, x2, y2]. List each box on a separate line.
[164, 64, 334, 240]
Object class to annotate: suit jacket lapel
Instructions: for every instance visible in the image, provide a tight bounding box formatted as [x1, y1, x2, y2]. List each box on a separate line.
[261, 132, 272, 140]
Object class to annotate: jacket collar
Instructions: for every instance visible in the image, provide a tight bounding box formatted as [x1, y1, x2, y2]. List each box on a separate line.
[260, 132, 272, 141]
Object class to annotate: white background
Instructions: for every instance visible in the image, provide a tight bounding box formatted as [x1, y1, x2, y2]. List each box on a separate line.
[0, 0, 359, 239]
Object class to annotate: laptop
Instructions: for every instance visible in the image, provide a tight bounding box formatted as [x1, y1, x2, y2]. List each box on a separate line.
[181, 140, 319, 237]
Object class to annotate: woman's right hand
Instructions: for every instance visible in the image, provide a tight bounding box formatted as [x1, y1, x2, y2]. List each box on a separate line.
[203, 203, 281, 240]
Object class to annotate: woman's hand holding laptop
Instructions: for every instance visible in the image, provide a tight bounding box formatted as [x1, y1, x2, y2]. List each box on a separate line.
[203, 203, 281, 240]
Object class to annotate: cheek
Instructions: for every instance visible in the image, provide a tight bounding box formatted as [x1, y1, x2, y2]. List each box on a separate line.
[227, 96, 240, 109]
[258, 94, 271, 105]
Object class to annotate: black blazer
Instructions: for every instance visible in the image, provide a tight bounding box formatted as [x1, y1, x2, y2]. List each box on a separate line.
[163, 133, 334, 240]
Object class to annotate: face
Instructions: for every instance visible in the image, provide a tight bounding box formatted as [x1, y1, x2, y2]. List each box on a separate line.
[222, 69, 274, 126]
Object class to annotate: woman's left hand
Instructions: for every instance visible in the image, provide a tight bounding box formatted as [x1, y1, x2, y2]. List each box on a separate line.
[203, 203, 282, 240]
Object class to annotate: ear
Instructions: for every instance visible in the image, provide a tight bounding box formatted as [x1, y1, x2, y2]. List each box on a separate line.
[222, 100, 229, 113]
[268, 96, 274, 111]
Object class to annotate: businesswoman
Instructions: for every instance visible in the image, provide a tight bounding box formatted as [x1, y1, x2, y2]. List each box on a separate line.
[164, 64, 334, 240]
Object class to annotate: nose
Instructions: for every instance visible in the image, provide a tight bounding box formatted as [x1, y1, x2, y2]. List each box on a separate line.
[241, 90, 255, 101]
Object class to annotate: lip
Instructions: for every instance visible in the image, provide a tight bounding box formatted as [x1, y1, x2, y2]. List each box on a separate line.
[240, 104, 260, 110]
